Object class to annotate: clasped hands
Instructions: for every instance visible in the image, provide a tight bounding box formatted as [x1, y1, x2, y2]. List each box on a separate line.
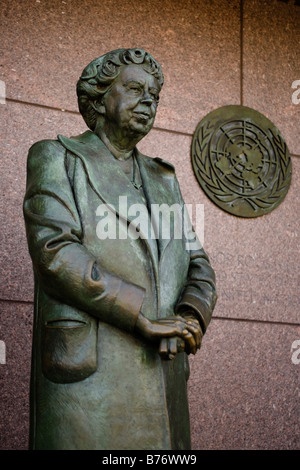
[135, 311, 203, 360]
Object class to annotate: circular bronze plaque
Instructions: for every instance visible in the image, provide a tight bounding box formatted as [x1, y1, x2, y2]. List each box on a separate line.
[191, 105, 292, 217]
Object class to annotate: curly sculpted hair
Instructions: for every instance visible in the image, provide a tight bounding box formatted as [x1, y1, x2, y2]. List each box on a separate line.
[76, 48, 164, 131]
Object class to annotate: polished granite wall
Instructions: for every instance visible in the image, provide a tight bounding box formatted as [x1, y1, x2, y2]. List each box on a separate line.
[0, 0, 299, 450]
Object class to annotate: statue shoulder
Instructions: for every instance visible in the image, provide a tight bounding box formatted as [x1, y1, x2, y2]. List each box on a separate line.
[27, 138, 66, 167]
[153, 157, 175, 172]
[28, 138, 65, 156]
[139, 153, 177, 181]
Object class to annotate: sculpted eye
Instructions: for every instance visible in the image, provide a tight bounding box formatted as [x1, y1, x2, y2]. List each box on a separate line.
[151, 92, 159, 103]
[128, 84, 141, 93]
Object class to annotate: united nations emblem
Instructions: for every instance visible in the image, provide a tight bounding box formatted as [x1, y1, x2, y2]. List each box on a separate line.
[191, 105, 292, 217]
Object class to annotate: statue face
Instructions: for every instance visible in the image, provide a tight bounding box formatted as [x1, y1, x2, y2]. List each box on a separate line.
[102, 64, 161, 140]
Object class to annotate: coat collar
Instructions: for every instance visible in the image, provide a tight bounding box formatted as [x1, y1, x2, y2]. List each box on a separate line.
[58, 130, 146, 211]
[57, 130, 175, 260]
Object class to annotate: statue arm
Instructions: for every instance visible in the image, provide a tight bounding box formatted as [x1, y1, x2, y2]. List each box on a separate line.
[173, 179, 218, 334]
[23, 140, 145, 334]
[175, 248, 217, 333]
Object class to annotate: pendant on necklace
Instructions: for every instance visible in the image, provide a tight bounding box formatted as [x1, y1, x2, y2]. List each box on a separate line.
[132, 181, 142, 190]
[131, 155, 142, 190]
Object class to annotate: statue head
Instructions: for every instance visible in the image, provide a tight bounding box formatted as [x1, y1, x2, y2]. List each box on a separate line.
[77, 48, 164, 135]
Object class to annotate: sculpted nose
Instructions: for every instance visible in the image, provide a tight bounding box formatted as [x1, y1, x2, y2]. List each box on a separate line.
[141, 90, 154, 106]
[141, 98, 153, 106]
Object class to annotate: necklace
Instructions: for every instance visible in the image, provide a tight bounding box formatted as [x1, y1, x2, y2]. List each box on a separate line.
[131, 154, 142, 190]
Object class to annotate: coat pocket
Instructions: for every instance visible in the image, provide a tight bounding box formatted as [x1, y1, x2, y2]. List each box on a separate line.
[42, 317, 98, 384]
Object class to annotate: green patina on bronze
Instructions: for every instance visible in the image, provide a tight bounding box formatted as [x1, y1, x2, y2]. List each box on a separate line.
[191, 105, 292, 218]
[23, 48, 217, 450]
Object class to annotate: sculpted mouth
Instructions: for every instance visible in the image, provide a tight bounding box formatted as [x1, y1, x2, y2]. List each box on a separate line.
[133, 111, 151, 119]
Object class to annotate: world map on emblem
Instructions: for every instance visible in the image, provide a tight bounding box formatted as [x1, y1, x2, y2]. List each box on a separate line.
[191, 105, 292, 217]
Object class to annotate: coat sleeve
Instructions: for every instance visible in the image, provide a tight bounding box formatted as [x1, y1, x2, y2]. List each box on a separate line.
[23, 139, 145, 333]
[173, 176, 217, 333]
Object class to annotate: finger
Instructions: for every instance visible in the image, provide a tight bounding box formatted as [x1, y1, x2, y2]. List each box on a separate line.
[184, 318, 201, 332]
[159, 338, 169, 358]
[188, 326, 202, 350]
[168, 337, 178, 356]
[176, 337, 185, 353]
[149, 321, 188, 339]
[157, 316, 198, 329]
[176, 321, 200, 345]
[182, 322, 202, 350]
[186, 319, 200, 330]
[183, 315, 199, 324]
[149, 318, 200, 342]
[183, 331, 197, 355]
[152, 319, 195, 339]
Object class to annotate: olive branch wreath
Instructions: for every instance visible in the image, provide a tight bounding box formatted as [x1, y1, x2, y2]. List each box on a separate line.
[192, 119, 292, 212]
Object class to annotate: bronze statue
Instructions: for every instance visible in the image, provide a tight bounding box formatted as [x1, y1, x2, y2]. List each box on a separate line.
[23, 48, 217, 450]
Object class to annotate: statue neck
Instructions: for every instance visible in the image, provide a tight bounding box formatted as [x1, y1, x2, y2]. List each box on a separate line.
[96, 128, 137, 161]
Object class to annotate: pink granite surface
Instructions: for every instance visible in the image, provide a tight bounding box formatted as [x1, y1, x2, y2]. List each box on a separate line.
[243, 0, 300, 156]
[0, 0, 241, 134]
[188, 319, 300, 449]
[0, 0, 299, 452]
[139, 129, 300, 325]
[0, 301, 32, 450]
[0, 102, 85, 302]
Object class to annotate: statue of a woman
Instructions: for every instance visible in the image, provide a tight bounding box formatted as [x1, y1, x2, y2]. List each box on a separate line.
[23, 48, 217, 450]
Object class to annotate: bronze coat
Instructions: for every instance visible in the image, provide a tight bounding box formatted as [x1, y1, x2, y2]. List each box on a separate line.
[23, 130, 217, 450]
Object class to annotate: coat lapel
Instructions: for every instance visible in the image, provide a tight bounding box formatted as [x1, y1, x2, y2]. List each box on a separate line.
[58, 131, 145, 218]
[57, 131, 159, 267]
[136, 150, 175, 261]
